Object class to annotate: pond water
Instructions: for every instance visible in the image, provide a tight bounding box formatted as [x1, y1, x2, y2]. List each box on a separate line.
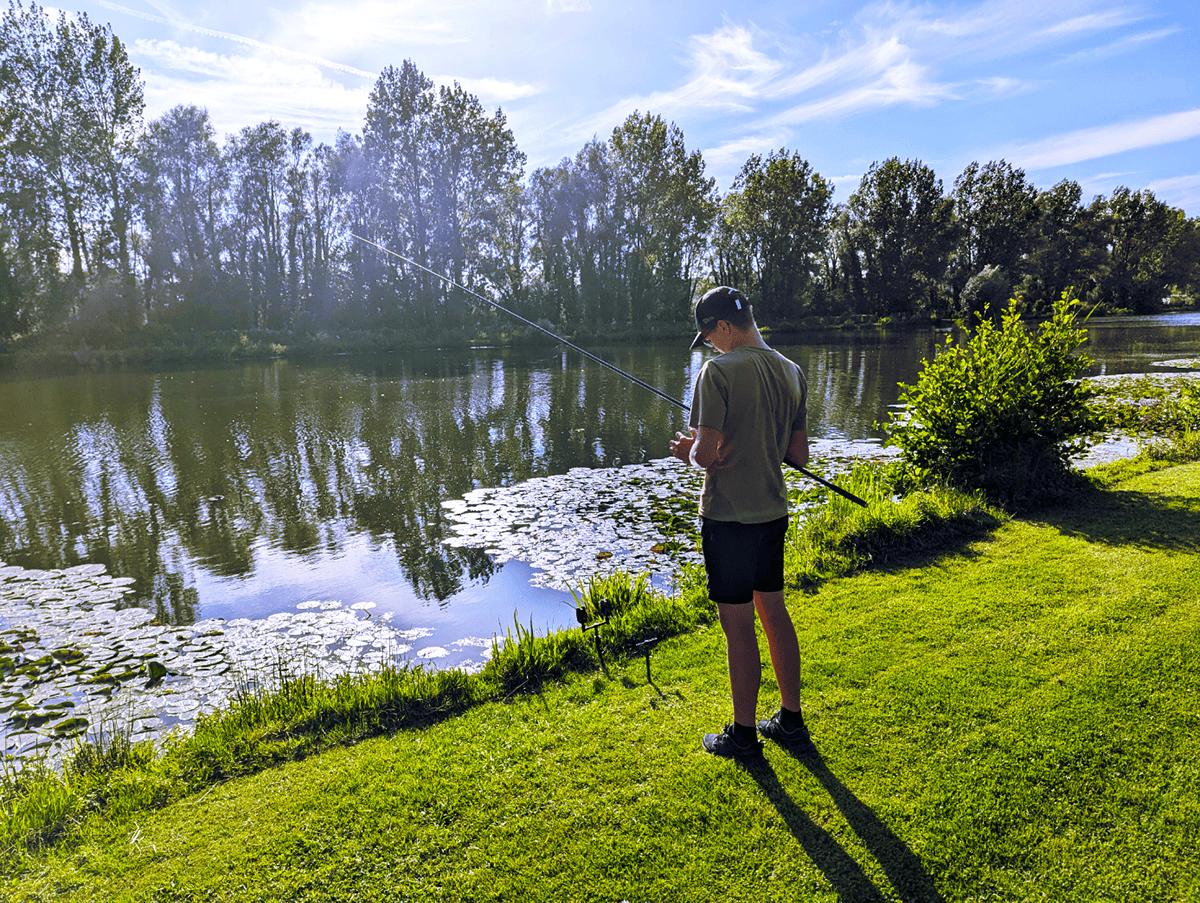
[2, 313, 1199, 759]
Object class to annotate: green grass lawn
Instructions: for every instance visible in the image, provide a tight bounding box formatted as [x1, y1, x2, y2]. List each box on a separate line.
[6, 463, 1200, 903]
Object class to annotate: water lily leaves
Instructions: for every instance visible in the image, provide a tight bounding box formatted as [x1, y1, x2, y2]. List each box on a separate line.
[53, 717, 88, 737]
[440, 459, 704, 592]
[144, 661, 168, 688]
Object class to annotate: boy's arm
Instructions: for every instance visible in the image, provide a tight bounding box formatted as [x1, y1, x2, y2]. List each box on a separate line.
[784, 428, 809, 468]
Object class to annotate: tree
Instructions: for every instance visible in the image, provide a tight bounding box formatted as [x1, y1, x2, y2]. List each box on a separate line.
[362, 60, 524, 331]
[846, 158, 954, 317]
[225, 120, 296, 329]
[714, 150, 832, 321]
[608, 112, 716, 323]
[1017, 179, 1105, 312]
[72, 13, 143, 281]
[0, 1, 143, 331]
[137, 105, 228, 326]
[1092, 187, 1188, 314]
[951, 160, 1037, 308]
[527, 157, 578, 323]
[426, 82, 525, 327]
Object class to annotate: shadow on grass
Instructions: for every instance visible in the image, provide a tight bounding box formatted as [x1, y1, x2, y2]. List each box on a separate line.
[745, 756, 890, 902]
[794, 510, 1004, 594]
[1035, 485, 1200, 551]
[746, 747, 947, 903]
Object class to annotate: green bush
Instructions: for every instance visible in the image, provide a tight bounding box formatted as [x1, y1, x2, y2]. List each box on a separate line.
[885, 296, 1102, 510]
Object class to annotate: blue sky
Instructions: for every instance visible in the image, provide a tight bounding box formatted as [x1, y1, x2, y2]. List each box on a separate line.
[57, 0, 1200, 215]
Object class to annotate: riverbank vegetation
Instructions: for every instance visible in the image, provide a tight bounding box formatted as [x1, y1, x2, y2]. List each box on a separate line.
[2, 1, 1199, 371]
[0, 471, 997, 868]
[2, 457, 1197, 899]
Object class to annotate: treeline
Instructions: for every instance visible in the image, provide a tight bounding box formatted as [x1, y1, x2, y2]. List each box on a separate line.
[2, 2, 1199, 348]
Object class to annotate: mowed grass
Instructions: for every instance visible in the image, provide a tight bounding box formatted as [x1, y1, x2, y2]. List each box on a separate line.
[6, 464, 1200, 903]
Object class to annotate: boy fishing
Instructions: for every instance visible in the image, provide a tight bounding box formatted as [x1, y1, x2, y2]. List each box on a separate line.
[669, 286, 814, 759]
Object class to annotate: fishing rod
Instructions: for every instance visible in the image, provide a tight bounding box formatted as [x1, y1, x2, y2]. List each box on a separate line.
[351, 233, 868, 507]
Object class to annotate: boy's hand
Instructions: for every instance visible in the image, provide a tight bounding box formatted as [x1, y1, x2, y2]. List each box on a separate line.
[669, 429, 696, 462]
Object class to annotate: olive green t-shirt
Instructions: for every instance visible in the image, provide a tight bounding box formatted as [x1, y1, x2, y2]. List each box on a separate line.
[688, 345, 808, 523]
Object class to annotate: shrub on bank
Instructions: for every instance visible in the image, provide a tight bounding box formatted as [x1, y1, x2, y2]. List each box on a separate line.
[885, 296, 1103, 511]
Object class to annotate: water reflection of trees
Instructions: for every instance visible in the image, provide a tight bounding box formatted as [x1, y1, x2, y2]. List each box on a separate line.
[0, 351, 692, 622]
[0, 342, 914, 623]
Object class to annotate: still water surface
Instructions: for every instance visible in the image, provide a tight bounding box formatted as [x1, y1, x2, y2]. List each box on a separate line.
[2, 315, 1199, 669]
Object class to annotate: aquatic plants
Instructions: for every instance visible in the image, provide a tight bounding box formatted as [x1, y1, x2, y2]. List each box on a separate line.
[0, 565, 445, 764]
[1088, 371, 1200, 437]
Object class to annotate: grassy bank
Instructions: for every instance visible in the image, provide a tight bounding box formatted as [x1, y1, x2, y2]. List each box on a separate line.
[2, 461, 1198, 900]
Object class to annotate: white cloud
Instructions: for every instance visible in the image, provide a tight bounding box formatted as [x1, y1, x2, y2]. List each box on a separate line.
[558, 24, 785, 148]
[269, 0, 465, 58]
[1033, 8, 1146, 39]
[1008, 108, 1200, 170]
[430, 75, 543, 105]
[1056, 27, 1183, 64]
[99, 0, 376, 78]
[829, 173, 864, 193]
[577, 0, 1147, 143]
[133, 40, 372, 141]
[767, 56, 954, 126]
[1147, 173, 1200, 215]
[972, 76, 1035, 98]
[701, 130, 794, 186]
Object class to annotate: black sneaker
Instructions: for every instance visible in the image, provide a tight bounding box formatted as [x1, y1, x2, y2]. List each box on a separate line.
[757, 711, 815, 752]
[702, 724, 763, 759]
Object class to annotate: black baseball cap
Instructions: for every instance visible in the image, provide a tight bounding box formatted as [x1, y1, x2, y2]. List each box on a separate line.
[689, 286, 747, 350]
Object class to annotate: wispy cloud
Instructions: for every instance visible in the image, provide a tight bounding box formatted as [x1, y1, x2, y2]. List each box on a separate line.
[1034, 8, 1147, 39]
[560, 24, 785, 146]
[1007, 108, 1200, 170]
[96, 0, 377, 78]
[134, 39, 372, 137]
[571, 0, 1155, 147]
[701, 129, 794, 180]
[1055, 27, 1182, 64]
[1147, 173, 1200, 212]
[971, 76, 1036, 98]
[430, 75, 543, 105]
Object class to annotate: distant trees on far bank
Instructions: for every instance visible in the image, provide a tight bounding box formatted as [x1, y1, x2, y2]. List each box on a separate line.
[2, 1, 1199, 347]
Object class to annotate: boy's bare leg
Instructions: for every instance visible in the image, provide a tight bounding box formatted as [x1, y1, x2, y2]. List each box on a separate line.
[717, 602, 760, 726]
[753, 589, 801, 711]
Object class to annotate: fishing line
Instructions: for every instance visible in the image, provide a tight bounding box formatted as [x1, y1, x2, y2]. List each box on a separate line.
[351, 233, 868, 507]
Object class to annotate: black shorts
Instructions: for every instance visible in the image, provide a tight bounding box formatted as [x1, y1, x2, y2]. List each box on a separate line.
[700, 515, 789, 605]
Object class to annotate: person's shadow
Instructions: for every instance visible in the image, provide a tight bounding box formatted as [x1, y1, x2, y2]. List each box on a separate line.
[746, 747, 947, 903]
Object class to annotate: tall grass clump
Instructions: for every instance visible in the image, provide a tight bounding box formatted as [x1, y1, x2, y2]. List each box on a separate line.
[1, 758, 76, 863]
[1139, 427, 1200, 463]
[786, 462, 1002, 587]
[885, 295, 1103, 511]
[482, 571, 714, 694]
